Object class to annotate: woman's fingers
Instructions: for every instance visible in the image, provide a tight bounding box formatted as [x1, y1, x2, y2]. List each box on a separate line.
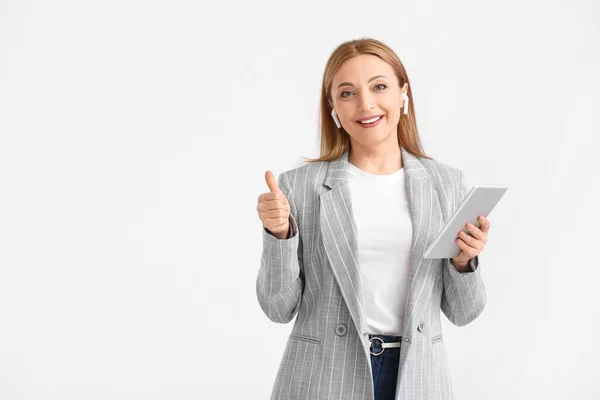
[457, 231, 483, 251]
[456, 237, 479, 258]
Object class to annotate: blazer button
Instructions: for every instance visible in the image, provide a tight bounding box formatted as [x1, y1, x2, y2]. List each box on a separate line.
[417, 323, 425, 332]
[335, 324, 347, 336]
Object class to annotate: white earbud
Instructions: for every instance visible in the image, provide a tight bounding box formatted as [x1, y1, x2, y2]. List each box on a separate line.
[402, 93, 409, 115]
[331, 109, 342, 128]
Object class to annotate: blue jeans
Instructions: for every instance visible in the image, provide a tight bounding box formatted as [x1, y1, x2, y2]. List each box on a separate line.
[369, 334, 402, 400]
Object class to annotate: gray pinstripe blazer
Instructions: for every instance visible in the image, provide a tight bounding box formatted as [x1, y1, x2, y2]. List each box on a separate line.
[256, 145, 486, 400]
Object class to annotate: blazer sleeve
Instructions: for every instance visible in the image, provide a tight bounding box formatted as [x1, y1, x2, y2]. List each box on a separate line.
[256, 171, 304, 324]
[440, 169, 488, 326]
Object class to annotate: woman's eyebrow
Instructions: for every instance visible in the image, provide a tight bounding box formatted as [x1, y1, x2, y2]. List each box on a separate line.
[336, 75, 387, 89]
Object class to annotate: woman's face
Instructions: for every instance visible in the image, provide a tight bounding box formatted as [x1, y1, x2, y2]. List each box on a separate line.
[330, 54, 408, 147]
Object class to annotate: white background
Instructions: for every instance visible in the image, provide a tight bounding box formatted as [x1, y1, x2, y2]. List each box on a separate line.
[1, 0, 599, 399]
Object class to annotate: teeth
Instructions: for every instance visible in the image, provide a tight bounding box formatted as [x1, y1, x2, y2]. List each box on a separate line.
[359, 116, 381, 124]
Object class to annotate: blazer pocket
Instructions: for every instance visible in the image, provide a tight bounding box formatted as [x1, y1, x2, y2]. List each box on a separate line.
[431, 334, 443, 344]
[289, 333, 321, 345]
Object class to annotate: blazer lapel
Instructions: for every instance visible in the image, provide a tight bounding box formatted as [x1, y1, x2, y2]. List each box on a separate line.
[319, 145, 444, 346]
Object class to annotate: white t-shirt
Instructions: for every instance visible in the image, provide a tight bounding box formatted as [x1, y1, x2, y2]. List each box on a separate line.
[347, 161, 413, 336]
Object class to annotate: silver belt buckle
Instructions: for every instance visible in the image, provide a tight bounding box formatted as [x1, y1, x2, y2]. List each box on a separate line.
[369, 336, 384, 356]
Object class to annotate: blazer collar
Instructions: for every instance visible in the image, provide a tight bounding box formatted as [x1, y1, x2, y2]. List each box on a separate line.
[323, 145, 430, 190]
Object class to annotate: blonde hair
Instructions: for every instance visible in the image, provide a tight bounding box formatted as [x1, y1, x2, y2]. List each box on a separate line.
[301, 37, 433, 164]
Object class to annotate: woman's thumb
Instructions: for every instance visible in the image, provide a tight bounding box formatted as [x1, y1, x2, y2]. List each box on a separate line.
[265, 170, 288, 204]
[265, 170, 281, 193]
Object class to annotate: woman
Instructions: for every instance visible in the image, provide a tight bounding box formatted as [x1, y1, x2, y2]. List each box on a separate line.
[256, 38, 490, 400]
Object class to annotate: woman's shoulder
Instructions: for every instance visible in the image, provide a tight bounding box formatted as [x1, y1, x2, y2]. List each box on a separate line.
[283, 161, 327, 188]
[279, 161, 329, 199]
[420, 157, 464, 187]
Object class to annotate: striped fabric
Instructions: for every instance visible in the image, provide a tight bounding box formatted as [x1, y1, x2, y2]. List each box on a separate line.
[256, 145, 487, 400]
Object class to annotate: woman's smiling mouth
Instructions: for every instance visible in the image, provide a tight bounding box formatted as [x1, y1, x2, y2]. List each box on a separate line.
[357, 115, 383, 127]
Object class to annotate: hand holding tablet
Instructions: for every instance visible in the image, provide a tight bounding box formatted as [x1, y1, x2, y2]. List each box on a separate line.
[424, 184, 508, 259]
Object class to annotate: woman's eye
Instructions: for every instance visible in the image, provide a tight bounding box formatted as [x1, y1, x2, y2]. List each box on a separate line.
[340, 84, 386, 98]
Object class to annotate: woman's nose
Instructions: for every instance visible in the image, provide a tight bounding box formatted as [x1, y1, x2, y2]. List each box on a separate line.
[358, 93, 376, 111]
[360, 102, 375, 112]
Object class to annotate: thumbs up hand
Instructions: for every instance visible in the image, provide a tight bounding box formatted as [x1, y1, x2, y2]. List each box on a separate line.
[257, 170, 291, 239]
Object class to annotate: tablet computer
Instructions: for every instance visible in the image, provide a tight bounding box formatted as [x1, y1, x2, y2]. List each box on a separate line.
[423, 184, 508, 259]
